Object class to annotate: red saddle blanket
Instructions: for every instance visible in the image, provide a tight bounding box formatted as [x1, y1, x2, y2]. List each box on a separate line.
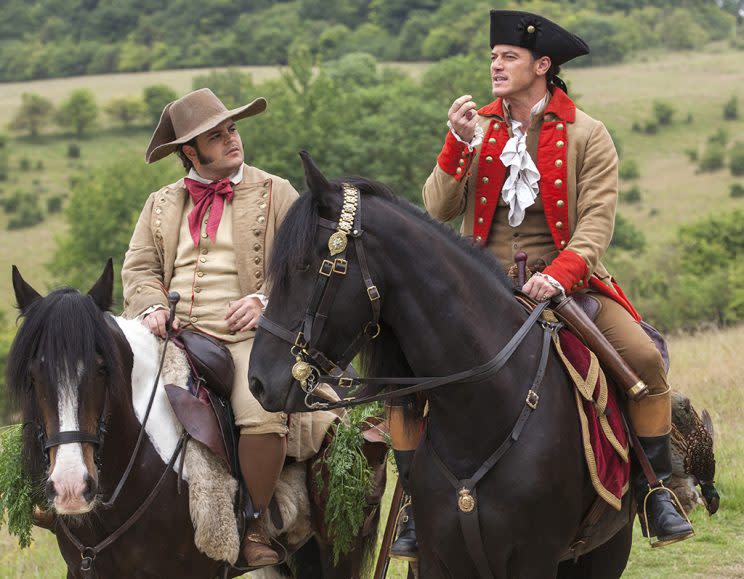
[553, 329, 630, 510]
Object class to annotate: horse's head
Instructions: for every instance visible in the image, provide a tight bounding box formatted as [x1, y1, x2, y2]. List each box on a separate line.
[250, 152, 392, 412]
[7, 260, 129, 515]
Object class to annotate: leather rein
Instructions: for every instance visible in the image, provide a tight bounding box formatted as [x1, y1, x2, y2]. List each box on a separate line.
[258, 183, 560, 412]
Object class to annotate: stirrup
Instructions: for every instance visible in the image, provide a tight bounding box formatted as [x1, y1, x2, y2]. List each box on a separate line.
[641, 483, 695, 548]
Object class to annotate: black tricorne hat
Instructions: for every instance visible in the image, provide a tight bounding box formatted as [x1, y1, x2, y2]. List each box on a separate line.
[489, 10, 589, 66]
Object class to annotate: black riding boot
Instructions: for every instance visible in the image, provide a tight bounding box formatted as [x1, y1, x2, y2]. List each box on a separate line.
[634, 434, 694, 547]
[390, 450, 418, 561]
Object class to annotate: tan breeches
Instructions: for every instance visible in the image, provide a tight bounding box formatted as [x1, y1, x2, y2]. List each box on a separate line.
[227, 338, 289, 437]
[592, 293, 671, 437]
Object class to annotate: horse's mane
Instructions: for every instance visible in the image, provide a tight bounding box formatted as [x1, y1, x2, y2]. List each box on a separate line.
[268, 175, 514, 393]
[7, 288, 127, 408]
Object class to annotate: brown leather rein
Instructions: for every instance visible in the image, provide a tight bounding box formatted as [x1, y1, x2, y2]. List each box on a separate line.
[258, 184, 558, 411]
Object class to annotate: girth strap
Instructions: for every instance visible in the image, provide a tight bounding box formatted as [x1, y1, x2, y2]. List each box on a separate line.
[426, 321, 556, 579]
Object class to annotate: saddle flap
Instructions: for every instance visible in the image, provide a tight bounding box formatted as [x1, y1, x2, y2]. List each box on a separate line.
[165, 384, 230, 470]
[176, 330, 235, 398]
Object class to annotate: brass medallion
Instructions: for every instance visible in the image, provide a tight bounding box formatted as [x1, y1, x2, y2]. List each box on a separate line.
[328, 231, 348, 256]
[458, 488, 476, 513]
[292, 359, 313, 385]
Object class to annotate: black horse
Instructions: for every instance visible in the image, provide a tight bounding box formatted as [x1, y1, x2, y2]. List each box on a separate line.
[248, 153, 635, 578]
[6, 260, 380, 579]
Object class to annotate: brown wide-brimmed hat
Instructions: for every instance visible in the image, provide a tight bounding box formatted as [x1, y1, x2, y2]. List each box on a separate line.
[490, 10, 589, 66]
[145, 88, 267, 164]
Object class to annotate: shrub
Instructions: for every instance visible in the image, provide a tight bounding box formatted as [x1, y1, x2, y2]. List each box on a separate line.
[67, 143, 81, 158]
[708, 128, 728, 146]
[730, 183, 744, 198]
[619, 159, 640, 180]
[622, 185, 642, 204]
[47, 195, 63, 213]
[723, 95, 738, 121]
[652, 101, 675, 126]
[631, 121, 642, 133]
[611, 214, 645, 252]
[729, 142, 744, 176]
[685, 148, 698, 162]
[699, 143, 726, 172]
[3, 191, 32, 213]
[643, 120, 658, 135]
[19, 157, 30, 171]
[7, 196, 43, 229]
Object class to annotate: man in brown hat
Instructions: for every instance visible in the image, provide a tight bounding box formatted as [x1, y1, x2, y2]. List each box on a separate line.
[402, 9, 693, 556]
[121, 88, 296, 566]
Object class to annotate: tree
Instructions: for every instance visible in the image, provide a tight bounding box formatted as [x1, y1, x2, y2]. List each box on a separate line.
[143, 84, 178, 126]
[105, 96, 145, 128]
[0, 133, 8, 181]
[56, 89, 98, 137]
[9, 93, 55, 138]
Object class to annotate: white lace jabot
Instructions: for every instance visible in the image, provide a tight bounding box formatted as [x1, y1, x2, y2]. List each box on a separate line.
[500, 94, 549, 227]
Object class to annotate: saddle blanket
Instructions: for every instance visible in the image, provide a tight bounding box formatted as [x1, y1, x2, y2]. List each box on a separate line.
[553, 329, 630, 510]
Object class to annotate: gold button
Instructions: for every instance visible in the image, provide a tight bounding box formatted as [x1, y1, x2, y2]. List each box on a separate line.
[254, 230, 261, 237]
[202, 232, 208, 238]
[257, 215, 265, 224]
[259, 202, 267, 209]
[557, 123, 564, 131]
[200, 256, 206, 263]
[527, 24, 535, 33]
[262, 191, 268, 198]
[477, 217, 484, 224]
[556, 140, 565, 148]
[556, 221, 564, 229]
[578, 280, 584, 287]
[255, 270, 262, 278]
[136, 286, 142, 293]
[480, 196, 487, 205]
[486, 155, 493, 163]
[159, 197, 165, 203]
[554, 179, 563, 187]
[254, 256, 261, 264]
[493, 123, 500, 130]
[459, 159, 465, 166]
[555, 159, 563, 168]
[482, 177, 489, 184]
[155, 207, 162, 214]
[194, 287, 201, 293]
[557, 200, 565, 208]
[201, 248, 208, 254]
[197, 271, 204, 277]
[155, 219, 161, 227]
[155, 230, 161, 238]
[475, 235, 482, 242]
[190, 316, 198, 323]
[456, 167, 462, 174]
[256, 282, 263, 290]
[488, 137, 497, 144]
[560, 240, 566, 247]
[253, 243, 261, 251]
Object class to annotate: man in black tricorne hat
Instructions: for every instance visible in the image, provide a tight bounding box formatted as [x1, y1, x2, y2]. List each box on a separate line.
[389, 9, 694, 559]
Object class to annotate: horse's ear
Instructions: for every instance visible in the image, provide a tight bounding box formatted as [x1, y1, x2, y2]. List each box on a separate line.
[88, 258, 114, 311]
[299, 150, 334, 209]
[12, 265, 42, 314]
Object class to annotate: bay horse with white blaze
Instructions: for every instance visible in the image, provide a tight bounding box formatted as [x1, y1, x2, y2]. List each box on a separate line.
[248, 152, 635, 579]
[6, 260, 379, 579]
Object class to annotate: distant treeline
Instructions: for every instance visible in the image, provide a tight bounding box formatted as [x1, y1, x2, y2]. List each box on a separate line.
[1, 0, 741, 81]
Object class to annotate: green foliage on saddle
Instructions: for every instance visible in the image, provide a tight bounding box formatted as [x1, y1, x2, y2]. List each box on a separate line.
[315, 403, 383, 563]
[0, 424, 37, 548]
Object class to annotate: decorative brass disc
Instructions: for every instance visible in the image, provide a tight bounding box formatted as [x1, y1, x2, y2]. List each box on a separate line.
[328, 231, 348, 256]
[458, 488, 475, 513]
[292, 359, 313, 385]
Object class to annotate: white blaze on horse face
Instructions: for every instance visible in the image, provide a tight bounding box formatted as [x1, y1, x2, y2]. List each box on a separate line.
[114, 317, 190, 478]
[49, 361, 92, 514]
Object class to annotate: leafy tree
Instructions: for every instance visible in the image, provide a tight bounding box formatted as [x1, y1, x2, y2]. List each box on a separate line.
[105, 96, 145, 128]
[611, 214, 645, 252]
[652, 100, 675, 126]
[9, 93, 55, 138]
[50, 157, 181, 305]
[143, 84, 178, 127]
[724, 95, 739, 121]
[0, 133, 8, 181]
[658, 9, 708, 49]
[56, 89, 98, 137]
[730, 142, 744, 176]
[192, 70, 256, 110]
[699, 143, 726, 172]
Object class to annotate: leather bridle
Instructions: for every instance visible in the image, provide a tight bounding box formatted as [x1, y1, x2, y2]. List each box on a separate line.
[258, 184, 557, 411]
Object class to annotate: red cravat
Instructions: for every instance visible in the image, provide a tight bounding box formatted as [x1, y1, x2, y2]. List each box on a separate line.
[184, 177, 234, 246]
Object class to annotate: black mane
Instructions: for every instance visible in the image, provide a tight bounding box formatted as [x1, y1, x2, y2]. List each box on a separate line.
[7, 288, 126, 407]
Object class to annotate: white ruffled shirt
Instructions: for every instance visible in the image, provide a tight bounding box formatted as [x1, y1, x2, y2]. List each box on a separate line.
[500, 93, 549, 227]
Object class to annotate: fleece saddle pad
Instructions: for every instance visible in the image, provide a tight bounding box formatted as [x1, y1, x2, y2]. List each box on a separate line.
[552, 329, 630, 510]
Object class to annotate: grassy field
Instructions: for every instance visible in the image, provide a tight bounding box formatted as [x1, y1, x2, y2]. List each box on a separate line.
[3, 324, 743, 578]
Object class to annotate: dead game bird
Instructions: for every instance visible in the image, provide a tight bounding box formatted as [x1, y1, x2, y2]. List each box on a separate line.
[669, 390, 719, 515]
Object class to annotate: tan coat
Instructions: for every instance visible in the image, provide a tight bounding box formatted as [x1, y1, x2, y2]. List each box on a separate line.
[122, 164, 297, 317]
